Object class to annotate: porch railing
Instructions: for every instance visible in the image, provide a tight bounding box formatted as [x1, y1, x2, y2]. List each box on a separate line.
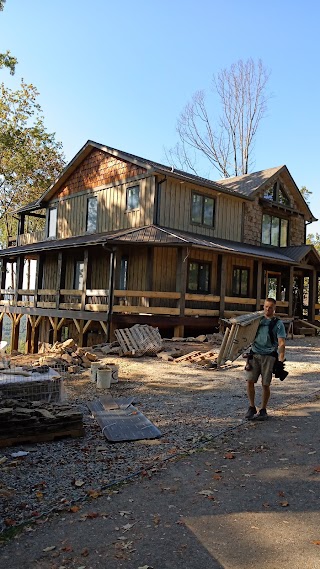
[17, 230, 45, 246]
[0, 287, 297, 319]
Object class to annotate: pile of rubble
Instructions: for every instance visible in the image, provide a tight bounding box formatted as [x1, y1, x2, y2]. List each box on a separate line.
[0, 398, 84, 446]
[38, 338, 100, 373]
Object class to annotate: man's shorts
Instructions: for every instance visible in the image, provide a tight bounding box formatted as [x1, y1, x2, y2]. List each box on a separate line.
[245, 353, 276, 386]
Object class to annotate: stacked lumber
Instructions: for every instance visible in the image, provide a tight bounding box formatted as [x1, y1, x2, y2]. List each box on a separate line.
[114, 324, 162, 357]
[0, 398, 84, 447]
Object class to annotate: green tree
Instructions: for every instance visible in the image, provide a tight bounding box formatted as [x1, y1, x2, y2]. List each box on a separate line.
[166, 58, 270, 178]
[300, 185, 312, 205]
[0, 80, 65, 245]
[0, 1, 17, 75]
[306, 233, 320, 253]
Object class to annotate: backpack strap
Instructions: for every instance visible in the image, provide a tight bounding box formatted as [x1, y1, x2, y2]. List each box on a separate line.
[269, 317, 279, 345]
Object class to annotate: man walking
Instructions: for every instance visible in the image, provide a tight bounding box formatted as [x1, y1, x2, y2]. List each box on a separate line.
[245, 297, 286, 421]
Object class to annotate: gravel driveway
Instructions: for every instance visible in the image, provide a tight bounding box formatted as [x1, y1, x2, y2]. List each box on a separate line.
[1, 336, 319, 536]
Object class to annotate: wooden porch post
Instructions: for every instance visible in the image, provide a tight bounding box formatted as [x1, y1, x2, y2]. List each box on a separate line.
[175, 247, 188, 338]
[55, 252, 63, 309]
[288, 266, 294, 318]
[106, 248, 117, 343]
[309, 269, 317, 322]
[218, 254, 227, 319]
[255, 260, 262, 311]
[34, 254, 43, 309]
[81, 249, 89, 311]
[0, 260, 7, 342]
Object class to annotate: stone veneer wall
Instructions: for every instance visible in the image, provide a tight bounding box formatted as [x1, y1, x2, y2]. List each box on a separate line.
[242, 198, 262, 245]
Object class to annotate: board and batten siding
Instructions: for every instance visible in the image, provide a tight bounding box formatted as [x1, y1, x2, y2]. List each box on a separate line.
[224, 255, 254, 297]
[158, 178, 243, 241]
[52, 176, 155, 239]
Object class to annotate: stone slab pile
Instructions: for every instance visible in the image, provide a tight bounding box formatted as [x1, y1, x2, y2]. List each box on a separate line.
[0, 398, 84, 446]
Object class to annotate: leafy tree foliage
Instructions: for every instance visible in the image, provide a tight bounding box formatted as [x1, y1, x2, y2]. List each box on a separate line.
[306, 233, 320, 253]
[166, 58, 270, 178]
[300, 185, 312, 205]
[0, 80, 65, 244]
[0, 1, 17, 75]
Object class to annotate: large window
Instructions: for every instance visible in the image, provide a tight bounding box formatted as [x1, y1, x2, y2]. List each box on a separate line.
[188, 261, 210, 293]
[47, 207, 57, 238]
[262, 214, 288, 247]
[74, 261, 84, 290]
[191, 193, 215, 226]
[263, 181, 290, 206]
[127, 185, 140, 211]
[232, 267, 249, 297]
[119, 256, 128, 290]
[86, 196, 98, 232]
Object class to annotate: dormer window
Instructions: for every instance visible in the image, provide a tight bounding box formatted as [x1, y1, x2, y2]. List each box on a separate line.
[264, 182, 290, 206]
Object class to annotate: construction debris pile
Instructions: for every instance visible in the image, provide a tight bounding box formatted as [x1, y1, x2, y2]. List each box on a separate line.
[0, 399, 84, 447]
[38, 338, 99, 373]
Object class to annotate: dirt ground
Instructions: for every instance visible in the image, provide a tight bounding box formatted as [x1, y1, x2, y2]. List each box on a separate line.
[0, 337, 320, 569]
[0, 335, 319, 568]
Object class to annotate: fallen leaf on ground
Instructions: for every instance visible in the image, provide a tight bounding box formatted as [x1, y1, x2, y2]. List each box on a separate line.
[279, 501, 289, 507]
[224, 453, 235, 459]
[278, 491, 285, 497]
[81, 547, 89, 556]
[311, 540, 320, 545]
[213, 474, 222, 480]
[313, 466, 320, 472]
[73, 479, 85, 487]
[69, 505, 80, 513]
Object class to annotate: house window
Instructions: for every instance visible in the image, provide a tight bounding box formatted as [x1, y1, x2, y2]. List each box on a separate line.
[74, 261, 84, 290]
[262, 214, 288, 247]
[127, 185, 140, 210]
[119, 256, 128, 290]
[86, 196, 98, 232]
[47, 207, 57, 238]
[232, 267, 249, 297]
[191, 193, 215, 226]
[188, 261, 210, 293]
[264, 182, 290, 206]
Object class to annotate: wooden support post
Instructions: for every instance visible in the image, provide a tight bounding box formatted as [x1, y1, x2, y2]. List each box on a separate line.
[53, 317, 59, 343]
[255, 260, 262, 311]
[14, 256, 23, 307]
[81, 249, 89, 311]
[176, 247, 187, 318]
[34, 254, 43, 308]
[78, 320, 84, 347]
[0, 312, 4, 345]
[174, 325, 185, 338]
[309, 269, 317, 322]
[218, 254, 227, 319]
[26, 316, 32, 354]
[55, 252, 63, 309]
[288, 266, 294, 317]
[106, 249, 116, 343]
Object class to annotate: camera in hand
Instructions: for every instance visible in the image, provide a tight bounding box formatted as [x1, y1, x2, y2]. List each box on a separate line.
[274, 360, 288, 381]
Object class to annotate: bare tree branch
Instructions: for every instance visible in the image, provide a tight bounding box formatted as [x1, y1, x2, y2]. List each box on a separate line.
[166, 58, 270, 179]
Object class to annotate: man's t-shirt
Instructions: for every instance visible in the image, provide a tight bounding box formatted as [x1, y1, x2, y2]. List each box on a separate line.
[252, 317, 286, 355]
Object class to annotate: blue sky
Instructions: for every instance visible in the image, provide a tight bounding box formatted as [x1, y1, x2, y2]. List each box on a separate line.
[1, 0, 320, 235]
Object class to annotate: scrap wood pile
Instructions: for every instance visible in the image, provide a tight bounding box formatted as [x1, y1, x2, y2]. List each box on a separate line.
[0, 398, 84, 447]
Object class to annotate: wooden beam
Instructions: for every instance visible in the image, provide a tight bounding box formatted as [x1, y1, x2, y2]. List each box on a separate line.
[176, 247, 188, 319]
[219, 254, 227, 318]
[255, 260, 262, 311]
[73, 319, 80, 333]
[55, 252, 63, 309]
[309, 269, 317, 322]
[288, 266, 294, 317]
[83, 319, 92, 334]
[100, 320, 107, 334]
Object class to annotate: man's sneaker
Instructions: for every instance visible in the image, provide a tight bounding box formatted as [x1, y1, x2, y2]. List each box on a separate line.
[245, 406, 257, 420]
[253, 408, 268, 421]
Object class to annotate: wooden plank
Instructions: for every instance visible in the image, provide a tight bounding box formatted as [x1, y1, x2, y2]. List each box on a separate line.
[38, 289, 57, 295]
[85, 304, 109, 312]
[60, 289, 82, 296]
[113, 305, 180, 315]
[185, 294, 220, 302]
[173, 351, 203, 363]
[59, 303, 82, 310]
[86, 289, 109, 296]
[185, 309, 219, 316]
[114, 290, 181, 299]
[225, 296, 257, 305]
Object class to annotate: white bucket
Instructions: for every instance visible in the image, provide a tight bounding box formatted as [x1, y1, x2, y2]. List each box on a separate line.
[90, 362, 101, 383]
[108, 363, 119, 384]
[96, 367, 112, 389]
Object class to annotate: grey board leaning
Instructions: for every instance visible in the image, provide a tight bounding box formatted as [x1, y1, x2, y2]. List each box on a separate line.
[87, 397, 162, 442]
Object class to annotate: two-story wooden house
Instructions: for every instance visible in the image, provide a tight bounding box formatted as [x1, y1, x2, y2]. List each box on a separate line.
[0, 140, 319, 352]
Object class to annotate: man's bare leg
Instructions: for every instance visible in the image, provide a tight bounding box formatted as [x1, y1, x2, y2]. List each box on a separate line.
[247, 381, 255, 407]
[261, 385, 270, 409]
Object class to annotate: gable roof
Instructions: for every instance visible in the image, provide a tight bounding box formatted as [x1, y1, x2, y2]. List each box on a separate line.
[14, 141, 316, 224]
[216, 166, 316, 221]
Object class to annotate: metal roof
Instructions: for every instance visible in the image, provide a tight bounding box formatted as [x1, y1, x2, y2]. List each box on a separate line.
[2, 224, 316, 266]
